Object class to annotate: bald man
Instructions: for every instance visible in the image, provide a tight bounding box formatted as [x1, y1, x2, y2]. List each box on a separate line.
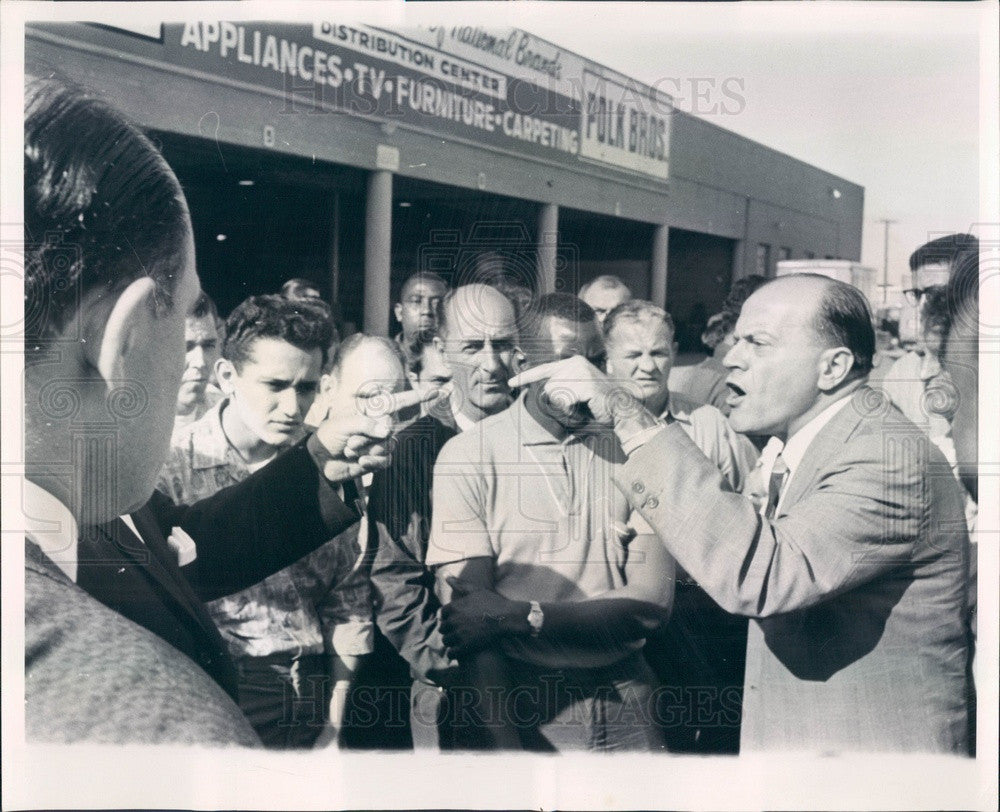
[362, 284, 520, 750]
[508, 274, 972, 755]
[579, 275, 632, 324]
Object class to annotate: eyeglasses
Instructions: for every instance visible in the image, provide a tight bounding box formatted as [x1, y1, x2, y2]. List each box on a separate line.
[903, 288, 928, 305]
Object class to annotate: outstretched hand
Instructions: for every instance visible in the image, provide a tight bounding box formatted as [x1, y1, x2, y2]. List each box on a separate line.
[313, 387, 438, 481]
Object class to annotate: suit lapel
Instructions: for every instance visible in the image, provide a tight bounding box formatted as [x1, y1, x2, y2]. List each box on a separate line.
[778, 388, 868, 514]
[98, 511, 219, 641]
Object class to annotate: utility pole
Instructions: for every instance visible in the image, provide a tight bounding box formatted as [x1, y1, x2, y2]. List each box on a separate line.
[877, 218, 897, 304]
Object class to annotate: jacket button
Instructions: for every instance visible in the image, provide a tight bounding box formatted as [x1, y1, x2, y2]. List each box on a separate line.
[632, 482, 645, 494]
[645, 497, 659, 509]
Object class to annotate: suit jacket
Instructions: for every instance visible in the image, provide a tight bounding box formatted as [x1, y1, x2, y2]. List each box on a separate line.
[620, 387, 972, 753]
[368, 413, 458, 683]
[76, 437, 360, 699]
[26, 539, 259, 746]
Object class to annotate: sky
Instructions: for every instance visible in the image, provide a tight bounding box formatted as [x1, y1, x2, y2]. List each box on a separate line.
[405, 2, 995, 288]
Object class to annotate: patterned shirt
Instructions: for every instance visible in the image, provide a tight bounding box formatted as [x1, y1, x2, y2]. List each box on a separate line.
[157, 400, 373, 660]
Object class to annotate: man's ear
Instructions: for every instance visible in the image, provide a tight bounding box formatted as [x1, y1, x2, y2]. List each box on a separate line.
[95, 276, 159, 386]
[215, 356, 237, 395]
[393, 302, 404, 323]
[817, 346, 856, 392]
[319, 372, 335, 397]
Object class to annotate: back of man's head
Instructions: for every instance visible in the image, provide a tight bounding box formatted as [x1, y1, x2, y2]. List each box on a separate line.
[520, 292, 602, 366]
[24, 73, 188, 353]
[723, 275, 769, 318]
[224, 294, 335, 370]
[326, 332, 403, 378]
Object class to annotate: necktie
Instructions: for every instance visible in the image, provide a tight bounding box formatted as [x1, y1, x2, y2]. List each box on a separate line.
[764, 453, 789, 519]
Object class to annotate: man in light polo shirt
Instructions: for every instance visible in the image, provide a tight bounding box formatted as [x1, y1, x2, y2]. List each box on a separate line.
[427, 293, 674, 752]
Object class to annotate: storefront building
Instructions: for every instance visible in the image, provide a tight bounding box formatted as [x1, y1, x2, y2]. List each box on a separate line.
[27, 21, 864, 345]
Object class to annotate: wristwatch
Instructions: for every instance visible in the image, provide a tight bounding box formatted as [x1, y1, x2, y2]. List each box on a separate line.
[527, 601, 544, 637]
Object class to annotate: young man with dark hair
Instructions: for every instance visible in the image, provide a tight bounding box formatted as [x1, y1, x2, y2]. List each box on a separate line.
[507, 273, 973, 754]
[158, 295, 376, 748]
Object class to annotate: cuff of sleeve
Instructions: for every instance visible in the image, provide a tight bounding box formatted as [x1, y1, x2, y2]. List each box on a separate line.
[620, 421, 668, 456]
[328, 620, 375, 656]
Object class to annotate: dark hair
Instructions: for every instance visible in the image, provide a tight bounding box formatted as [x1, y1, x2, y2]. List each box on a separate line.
[909, 233, 978, 272]
[804, 275, 875, 378]
[327, 333, 404, 378]
[723, 274, 768, 317]
[280, 277, 321, 299]
[399, 271, 448, 302]
[491, 277, 536, 327]
[520, 292, 597, 338]
[191, 291, 219, 322]
[920, 285, 950, 334]
[401, 331, 436, 376]
[603, 299, 676, 343]
[223, 294, 335, 370]
[701, 310, 737, 350]
[24, 73, 188, 351]
[946, 247, 979, 321]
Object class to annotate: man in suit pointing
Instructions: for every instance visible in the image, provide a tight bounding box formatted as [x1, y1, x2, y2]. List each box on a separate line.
[509, 274, 973, 754]
[22, 73, 424, 743]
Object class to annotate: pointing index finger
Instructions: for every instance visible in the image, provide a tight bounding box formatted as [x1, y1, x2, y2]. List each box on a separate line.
[507, 360, 564, 389]
[359, 387, 437, 418]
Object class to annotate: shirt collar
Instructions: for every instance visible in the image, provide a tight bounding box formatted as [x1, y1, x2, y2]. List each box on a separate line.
[450, 395, 479, 434]
[187, 398, 238, 470]
[188, 398, 301, 471]
[23, 479, 78, 582]
[657, 391, 696, 426]
[779, 395, 853, 478]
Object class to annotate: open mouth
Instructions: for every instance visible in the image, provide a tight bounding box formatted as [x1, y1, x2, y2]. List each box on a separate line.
[726, 381, 747, 406]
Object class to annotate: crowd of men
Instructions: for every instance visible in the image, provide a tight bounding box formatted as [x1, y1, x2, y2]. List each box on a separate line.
[23, 72, 981, 756]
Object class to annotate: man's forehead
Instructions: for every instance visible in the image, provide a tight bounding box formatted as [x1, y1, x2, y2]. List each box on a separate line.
[738, 281, 818, 334]
[585, 287, 628, 307]
[609, 317, 671, 347]
[445, 309, 516, 341]
[404, 278, 446, 298]
[546, 315, 591, 340]
[340, 345, 403, 385]
[185, 313, 217, 336]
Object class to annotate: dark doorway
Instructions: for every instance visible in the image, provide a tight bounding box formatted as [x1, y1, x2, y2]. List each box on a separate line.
[666, 228, 736, 353]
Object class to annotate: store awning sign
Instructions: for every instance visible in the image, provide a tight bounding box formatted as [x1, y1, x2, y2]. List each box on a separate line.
[580, 71, 670, 180]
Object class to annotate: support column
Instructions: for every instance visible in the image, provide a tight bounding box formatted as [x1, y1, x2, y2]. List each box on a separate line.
[651, 223, 669, 308]
[364, 170, 393, 336]
[327, 191, 340, 306]
[537, 203, 559, 295]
